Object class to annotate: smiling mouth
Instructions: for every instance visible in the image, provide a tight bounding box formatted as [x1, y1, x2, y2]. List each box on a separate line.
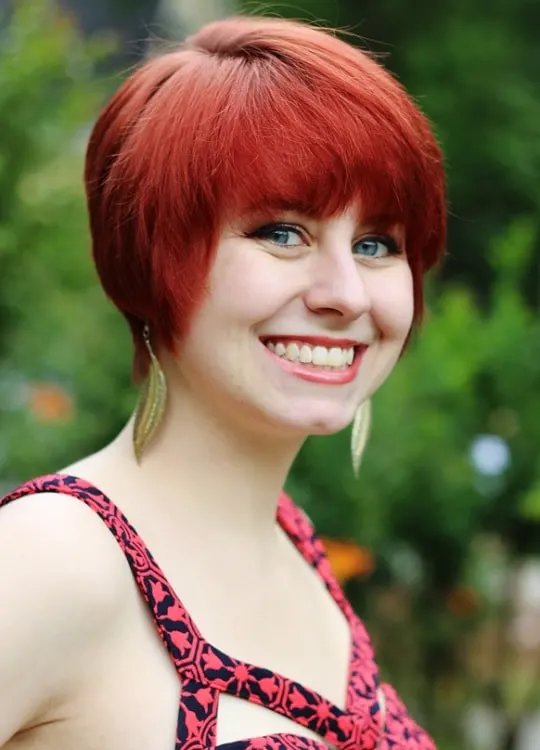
[260, 338, 364, 371]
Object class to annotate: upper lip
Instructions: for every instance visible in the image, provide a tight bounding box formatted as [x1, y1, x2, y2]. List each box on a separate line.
[259, 335, 366, 348]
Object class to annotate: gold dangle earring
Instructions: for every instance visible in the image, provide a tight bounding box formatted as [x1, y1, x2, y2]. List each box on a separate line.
[132, 324, 167, 464]
[350, 399, 372, 477]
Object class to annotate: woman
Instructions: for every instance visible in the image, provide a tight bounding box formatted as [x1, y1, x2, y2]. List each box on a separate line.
[0, 14, 445, 750]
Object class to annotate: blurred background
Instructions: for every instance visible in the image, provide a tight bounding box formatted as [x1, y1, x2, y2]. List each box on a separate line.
[0, 0, 539, 747]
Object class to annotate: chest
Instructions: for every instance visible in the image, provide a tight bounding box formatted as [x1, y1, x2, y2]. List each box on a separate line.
[10, 573, 354, 750]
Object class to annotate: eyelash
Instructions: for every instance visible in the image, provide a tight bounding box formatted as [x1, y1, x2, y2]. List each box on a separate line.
[246, 223, 401, 257]
[246, 223, 305, 246]
[353, 234, 400, 257]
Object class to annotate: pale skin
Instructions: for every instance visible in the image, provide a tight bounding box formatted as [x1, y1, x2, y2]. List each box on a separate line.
[0, 206, 414, 749]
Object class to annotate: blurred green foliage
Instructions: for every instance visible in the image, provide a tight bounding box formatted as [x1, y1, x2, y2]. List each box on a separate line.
[0, 1, 132, 476]
[1, 1, 539, 748]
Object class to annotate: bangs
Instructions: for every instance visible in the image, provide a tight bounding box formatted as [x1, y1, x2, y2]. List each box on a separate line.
[217, 67, 425, 233]
[219, 89, 418, 234]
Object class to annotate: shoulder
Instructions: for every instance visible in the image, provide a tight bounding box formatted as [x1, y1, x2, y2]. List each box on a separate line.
[0, 487, 130, 742]
[0, 485, 130, 603]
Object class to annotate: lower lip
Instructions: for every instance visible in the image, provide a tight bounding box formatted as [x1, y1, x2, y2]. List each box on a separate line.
[261, 343, 365, 385]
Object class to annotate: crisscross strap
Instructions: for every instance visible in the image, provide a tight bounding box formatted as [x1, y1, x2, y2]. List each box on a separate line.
[0, 474, 389, 750]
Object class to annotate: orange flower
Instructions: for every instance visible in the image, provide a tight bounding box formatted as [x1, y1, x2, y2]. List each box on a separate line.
[319, 536, 375, 584]
[446, 586, 479, 617]
[28, 383, 74, 423]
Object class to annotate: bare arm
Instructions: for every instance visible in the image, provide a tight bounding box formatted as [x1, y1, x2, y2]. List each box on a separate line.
[0, 492, 126, 745]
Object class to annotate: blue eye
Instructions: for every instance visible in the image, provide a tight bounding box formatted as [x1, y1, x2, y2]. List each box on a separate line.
[247, 223, 305, 247]
[353, 235, 399, 258]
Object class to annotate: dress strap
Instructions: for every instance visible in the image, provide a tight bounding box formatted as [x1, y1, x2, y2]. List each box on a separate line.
[277, 493, 356, 622]
[277, 492, 383, 720]
[0, 473, 208, 685]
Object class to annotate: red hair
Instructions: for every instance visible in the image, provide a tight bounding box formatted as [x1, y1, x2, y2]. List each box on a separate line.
[85, 16, 446, 380]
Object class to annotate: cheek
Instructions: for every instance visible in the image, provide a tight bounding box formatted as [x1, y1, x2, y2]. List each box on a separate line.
[209, 249, 300, 325]
[371, 267, 414, 342]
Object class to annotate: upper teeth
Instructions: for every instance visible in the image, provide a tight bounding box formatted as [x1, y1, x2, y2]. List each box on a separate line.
[265, 341, 355, 368]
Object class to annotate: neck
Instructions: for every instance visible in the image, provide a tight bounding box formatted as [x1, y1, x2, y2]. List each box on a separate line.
[110, 383, 304, 541]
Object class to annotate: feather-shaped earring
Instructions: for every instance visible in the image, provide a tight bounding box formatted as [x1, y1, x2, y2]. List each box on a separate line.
[351, 399, 372, 477]
[132, 325, 167, 464]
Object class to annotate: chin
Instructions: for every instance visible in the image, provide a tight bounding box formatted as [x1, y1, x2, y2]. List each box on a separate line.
[304, 418, 353, 437]
[271, 404, 356, 438]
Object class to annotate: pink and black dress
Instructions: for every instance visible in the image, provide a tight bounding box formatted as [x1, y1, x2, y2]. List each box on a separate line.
[0, 474, 436, 750]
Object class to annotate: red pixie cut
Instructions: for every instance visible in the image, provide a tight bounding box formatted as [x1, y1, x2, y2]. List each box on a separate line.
[85, 15, 446, 379]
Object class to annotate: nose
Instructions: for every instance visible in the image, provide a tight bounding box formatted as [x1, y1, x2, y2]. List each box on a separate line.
[303, 252, 371, 322]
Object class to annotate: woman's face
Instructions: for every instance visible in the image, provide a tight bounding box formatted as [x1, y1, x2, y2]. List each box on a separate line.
[173, 206, 414, 438]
